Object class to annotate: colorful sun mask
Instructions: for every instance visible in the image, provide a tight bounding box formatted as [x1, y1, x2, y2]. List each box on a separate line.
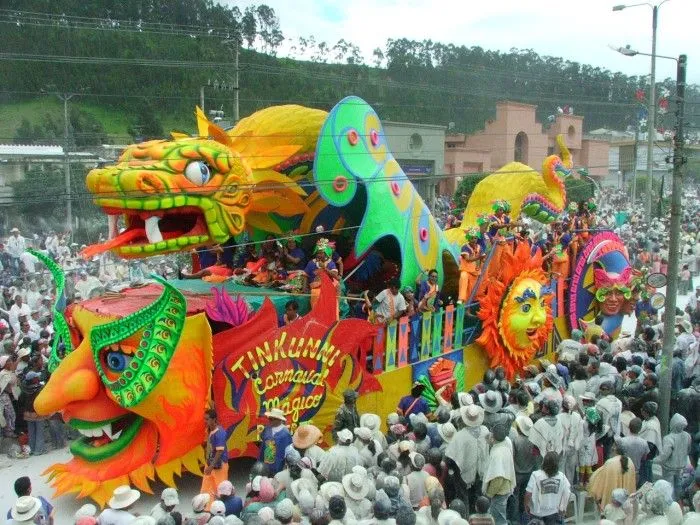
[501, 279, 550, 350]
[31, 252, 213, 505]
[477, 242, 553, 379]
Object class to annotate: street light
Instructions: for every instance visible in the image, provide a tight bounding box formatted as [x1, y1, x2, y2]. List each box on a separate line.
[612, 0, 671, 225]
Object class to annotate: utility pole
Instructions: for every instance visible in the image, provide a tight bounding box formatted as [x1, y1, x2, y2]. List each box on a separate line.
[644, 5, 658, 223]
[658, 54, 687, 433]
[233, 43, 240, 123]
[57, 93, 75, 232]
[632, 126, 638, 205]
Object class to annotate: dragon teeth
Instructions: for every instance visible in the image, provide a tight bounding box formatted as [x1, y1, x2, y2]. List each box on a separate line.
[145, 216, 163, 244]
[108, 215, 119, 240]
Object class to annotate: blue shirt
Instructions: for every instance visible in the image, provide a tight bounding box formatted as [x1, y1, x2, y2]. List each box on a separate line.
[259, 426, 293, 475]
[304, 259, 337, 280]
[208, 426, 228, 468]
[398, 394, 429, 417]
[286, 247, 306, 270]
[222, 495, 243, 516]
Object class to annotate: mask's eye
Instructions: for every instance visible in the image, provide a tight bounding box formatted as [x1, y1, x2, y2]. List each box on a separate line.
[184, 161, 211, 186]
[104, 346, 132, 373]
[521, 303, 532, 313]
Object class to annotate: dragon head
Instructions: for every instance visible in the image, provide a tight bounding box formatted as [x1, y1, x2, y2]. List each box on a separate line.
[84, 107, 320, 258]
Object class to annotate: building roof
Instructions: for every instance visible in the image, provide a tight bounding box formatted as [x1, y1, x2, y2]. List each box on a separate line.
[0, 144, 63, 156]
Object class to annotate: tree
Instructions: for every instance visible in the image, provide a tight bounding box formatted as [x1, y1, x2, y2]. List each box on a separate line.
[454, 173, 488, 208]
[372, 47, 385, 68]
[564, 176, 596, 203]
[127, 102, 164, 141]
[241, 6, 257, 48]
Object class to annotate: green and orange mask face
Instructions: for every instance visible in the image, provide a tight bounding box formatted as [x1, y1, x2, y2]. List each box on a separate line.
[32, 252, 213, 505]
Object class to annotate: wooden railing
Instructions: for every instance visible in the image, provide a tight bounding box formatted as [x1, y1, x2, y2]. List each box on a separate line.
[369, 282, 563, 374]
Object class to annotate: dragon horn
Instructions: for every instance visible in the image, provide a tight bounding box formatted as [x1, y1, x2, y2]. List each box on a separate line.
[555, 134, 573, 169]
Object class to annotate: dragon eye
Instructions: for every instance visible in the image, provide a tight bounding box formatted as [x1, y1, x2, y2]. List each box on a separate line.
[184, 161, 211, 186]
[105, 347, 132, 372]
[521, 304, 531, 313]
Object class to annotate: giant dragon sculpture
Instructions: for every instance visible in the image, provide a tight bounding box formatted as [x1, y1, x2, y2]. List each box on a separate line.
[35, 96, 580, 505]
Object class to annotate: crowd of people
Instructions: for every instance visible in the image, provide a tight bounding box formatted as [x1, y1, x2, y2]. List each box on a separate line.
[3, 184, 700, 524]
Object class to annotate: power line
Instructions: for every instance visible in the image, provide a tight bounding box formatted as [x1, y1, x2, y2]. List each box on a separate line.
[5, 164, 608, 205]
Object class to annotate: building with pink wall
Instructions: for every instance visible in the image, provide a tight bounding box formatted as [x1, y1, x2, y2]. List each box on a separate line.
[444, 101, 609, 196]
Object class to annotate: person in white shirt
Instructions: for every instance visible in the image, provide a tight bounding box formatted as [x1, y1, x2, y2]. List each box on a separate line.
[74, 271, 102, 300]
[373, 280, 407, 325]
[6, 229, 25, 272]
[19, 251, 38, 275]
[525, 452, 571, 524]
[8, 295, 30, 333]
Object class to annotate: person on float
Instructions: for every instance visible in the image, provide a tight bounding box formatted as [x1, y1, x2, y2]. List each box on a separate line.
[280, 235, 306, 271]
[304, 237, 339, 313]
[458, 227, 485, 306]
[396, 381, 429, 419]
[180, 245, 234, 282]
[373, 279, 407, 325]
[258, 407, 293, 476]
[417, 268, 441, 313]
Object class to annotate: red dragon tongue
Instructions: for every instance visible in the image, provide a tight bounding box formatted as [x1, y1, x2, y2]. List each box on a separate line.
[81, 228, 146, 259]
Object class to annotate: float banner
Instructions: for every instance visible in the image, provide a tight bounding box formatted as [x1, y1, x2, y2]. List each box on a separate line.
[212, 275, 381, 456]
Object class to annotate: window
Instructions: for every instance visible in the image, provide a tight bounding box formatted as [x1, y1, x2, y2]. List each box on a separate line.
[514, 131, 529, 163]
[409, 133, 423, 152]
[568, 125, 576, 138]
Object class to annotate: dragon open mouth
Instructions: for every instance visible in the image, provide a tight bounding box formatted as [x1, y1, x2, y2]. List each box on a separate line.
[83, 199, 212, 258]
[69, 414, 143, 461]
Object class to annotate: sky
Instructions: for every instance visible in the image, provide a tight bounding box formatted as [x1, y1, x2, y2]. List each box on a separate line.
[225, 0, 699, 84]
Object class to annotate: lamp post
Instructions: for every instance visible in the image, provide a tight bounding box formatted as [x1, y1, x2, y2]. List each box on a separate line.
[613, 1, 670, 224]
[612, 48, 687, 431]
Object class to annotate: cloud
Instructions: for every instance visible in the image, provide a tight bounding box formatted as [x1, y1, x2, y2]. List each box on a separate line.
[223, 0, 698, 84]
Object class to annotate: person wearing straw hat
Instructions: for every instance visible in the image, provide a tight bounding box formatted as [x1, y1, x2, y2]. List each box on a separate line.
[150, 487, 179, 521]
[354, 426, 382, 468]
[292, 423, 326, 467]
[557, 395, 583, 486]
[360, 412, 387, 451]
[445, 405, 488, 510]
[483, 423, 516, 525]
[259, 407, 292, 476]
[529, 399, 564, 457]
[6, 228, 26, 273]
[342, 470, 373, 520]
[508, 415, 537, 524]
[479, 390, 512, 432]
[9, 496, 43, 525]
[98, 485, 140, 525]
[318, 428, 361, 482]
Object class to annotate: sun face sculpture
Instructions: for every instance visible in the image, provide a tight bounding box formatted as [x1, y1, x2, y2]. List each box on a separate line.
[477, 241, 553, 379]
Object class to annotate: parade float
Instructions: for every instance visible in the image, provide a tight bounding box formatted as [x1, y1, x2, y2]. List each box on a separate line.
[32, 96, 637, 504]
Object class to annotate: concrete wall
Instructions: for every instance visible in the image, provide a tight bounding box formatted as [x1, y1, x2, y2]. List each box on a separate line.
[382, 121, 446, 206]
